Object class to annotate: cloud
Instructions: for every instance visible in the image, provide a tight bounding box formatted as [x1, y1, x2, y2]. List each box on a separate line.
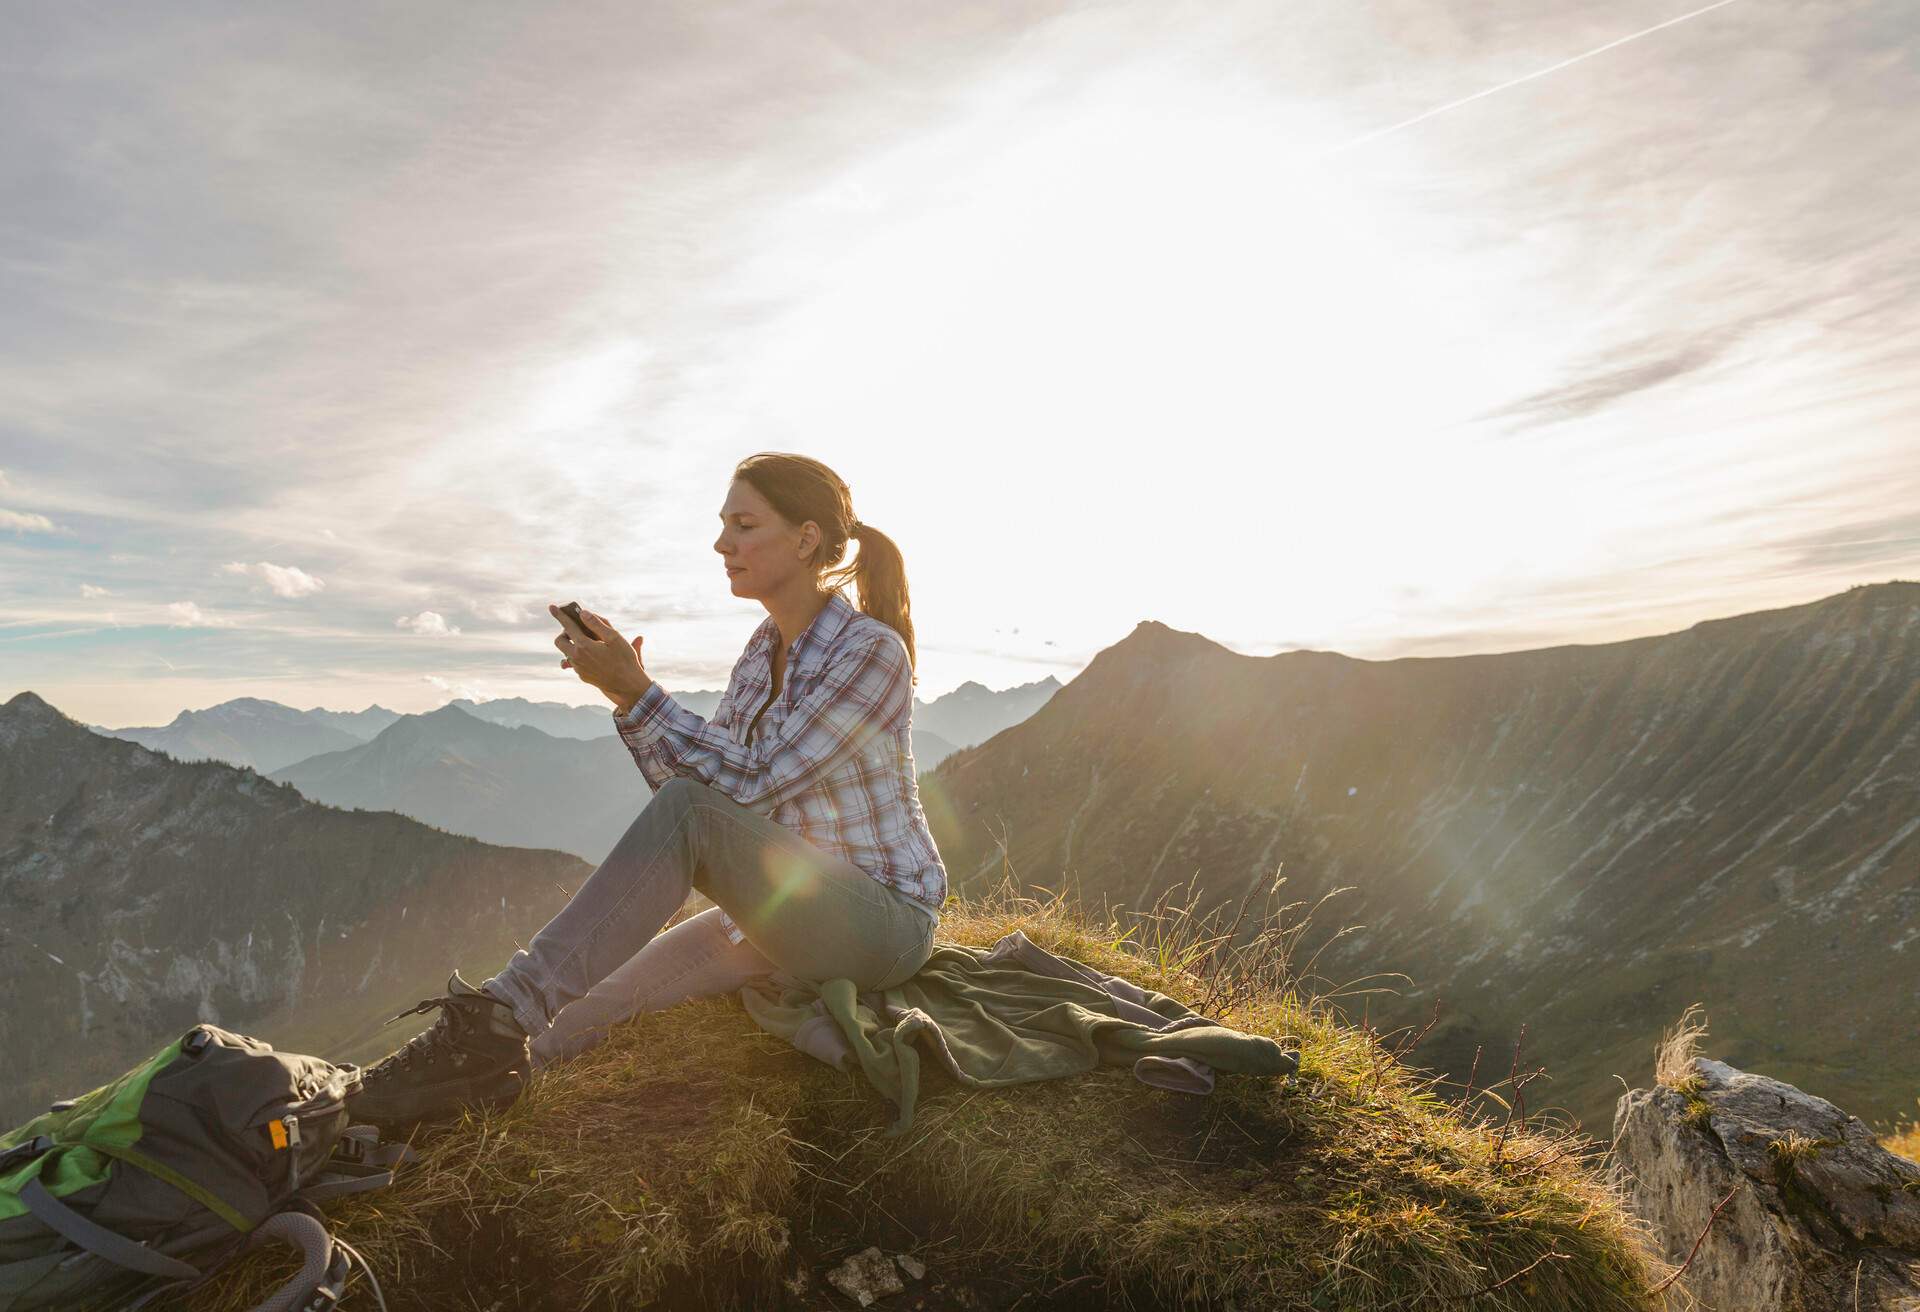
[80, 583, 113, 598]
[1480, 339, 1731, 428]
[221, 560, 326, 598]
[166, 601, 232, 627]
[463, 596, 528, 625]
[424, 673, 490, 701]
[0, 508, 59, 533]
[1767, 509, 1920, 575]
[396, 610, 462, 637]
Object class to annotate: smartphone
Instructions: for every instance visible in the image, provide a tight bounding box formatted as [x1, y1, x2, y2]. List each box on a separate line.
[557, 601, 602, 640]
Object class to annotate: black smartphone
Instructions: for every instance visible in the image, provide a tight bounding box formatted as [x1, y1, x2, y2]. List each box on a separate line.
[557, 601, 602, 640]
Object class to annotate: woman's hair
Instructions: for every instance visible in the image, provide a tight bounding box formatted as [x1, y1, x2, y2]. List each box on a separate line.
[731, 452, 918, 685]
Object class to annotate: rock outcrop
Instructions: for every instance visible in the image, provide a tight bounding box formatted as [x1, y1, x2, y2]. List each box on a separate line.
[1612, 1056, 1920, 1310]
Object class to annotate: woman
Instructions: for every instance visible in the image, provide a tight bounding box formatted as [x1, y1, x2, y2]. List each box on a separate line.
[348, 453, 948, 1129]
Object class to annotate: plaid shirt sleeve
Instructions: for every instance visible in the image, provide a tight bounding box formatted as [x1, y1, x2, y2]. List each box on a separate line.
[613, 629, 909, 814]
[618, 718, 682, 793]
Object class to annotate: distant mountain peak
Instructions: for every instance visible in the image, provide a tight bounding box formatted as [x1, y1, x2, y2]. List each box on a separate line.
[0, 691, 89, 751]
[1107, 619, 1231, 663]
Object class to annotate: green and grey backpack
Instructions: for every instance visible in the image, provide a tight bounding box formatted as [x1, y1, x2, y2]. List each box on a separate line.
[1, 1024, 408, 1312]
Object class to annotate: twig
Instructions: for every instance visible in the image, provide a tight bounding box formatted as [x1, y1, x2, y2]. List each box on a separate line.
[1452, 1248, 1572, 1300]
[1647, 1180, 1742, 1295]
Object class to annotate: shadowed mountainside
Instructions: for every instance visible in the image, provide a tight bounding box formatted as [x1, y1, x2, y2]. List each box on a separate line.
[0, 690, 582, 1125]
[919, 581, 1920, 1135]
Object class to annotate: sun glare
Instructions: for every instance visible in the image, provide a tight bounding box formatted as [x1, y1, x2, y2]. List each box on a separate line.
[709, 61, 1580, 644]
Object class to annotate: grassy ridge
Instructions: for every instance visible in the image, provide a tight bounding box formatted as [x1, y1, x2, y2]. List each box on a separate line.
[169, 879, 1691, 1311]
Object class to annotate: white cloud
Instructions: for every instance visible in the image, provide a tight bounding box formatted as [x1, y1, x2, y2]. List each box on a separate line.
[424, 673, 490, 701]
[0, 509, 58, 533]
[221, 560, 326, 598]
[463, 596, 527, 625]
[80, 583, 113, 598]
[166, 600, 232, 627]
[396, 610, 461, 637]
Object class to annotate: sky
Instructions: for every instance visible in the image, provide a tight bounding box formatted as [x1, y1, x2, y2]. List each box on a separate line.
[3, 0, 1916, 728]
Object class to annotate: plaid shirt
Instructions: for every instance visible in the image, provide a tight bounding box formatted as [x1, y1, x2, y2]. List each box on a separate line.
[612, 589, 947, 944]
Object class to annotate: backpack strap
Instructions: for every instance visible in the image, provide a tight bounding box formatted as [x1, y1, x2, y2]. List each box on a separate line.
[242, 1209, 352, 1312]
[0, 1134, 53, 1175]
[18, 1174, 202, 1281]
[293, 1126, 417, 1206]
[295, 1171, 401, 1206]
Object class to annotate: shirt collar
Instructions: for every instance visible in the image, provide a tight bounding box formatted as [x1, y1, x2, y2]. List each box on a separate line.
[753, 590, 854, 676]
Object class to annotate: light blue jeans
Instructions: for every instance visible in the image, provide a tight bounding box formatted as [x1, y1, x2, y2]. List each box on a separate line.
[482, 775, 939, 1066]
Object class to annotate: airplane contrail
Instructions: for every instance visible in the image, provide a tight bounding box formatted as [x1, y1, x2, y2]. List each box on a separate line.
[1322, 0, 1743, 157]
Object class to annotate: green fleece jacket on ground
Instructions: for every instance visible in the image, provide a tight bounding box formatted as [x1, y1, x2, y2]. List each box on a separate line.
[738, 929, 1300, 1137]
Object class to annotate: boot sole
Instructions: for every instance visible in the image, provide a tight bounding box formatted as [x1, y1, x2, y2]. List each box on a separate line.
[348, 1067, 527, 1135]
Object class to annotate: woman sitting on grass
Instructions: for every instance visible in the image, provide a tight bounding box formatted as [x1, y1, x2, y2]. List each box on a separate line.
[349, 452, 948, 1130]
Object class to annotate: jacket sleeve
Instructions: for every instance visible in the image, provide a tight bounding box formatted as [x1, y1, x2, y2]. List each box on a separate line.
[613, 630, 910, 813]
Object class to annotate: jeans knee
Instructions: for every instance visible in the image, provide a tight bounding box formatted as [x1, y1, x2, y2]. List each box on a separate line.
[652, 774, 703, 809]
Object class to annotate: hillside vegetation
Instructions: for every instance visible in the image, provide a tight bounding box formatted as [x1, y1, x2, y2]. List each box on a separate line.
[170, 874, 1691, 1312]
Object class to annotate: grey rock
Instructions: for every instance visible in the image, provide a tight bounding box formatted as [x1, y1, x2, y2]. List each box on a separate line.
[893, 1251, 926, 1281]
[825, 1245, 905, 1307]
[1612, 1057, 1920, 1310]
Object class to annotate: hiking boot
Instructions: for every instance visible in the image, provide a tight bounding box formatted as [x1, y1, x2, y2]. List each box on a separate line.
[347, 970, 531, 1131]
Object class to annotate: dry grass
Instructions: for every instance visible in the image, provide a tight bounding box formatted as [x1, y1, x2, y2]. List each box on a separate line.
[1765, 1129, 1826, 1181]
[164, 862, 1698, 1312]
[1653, 1005, 1709, 1095]
[1881, 1102, 1920, 1165]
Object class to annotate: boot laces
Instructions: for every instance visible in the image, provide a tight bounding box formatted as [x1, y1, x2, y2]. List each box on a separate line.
[365, 994, 482, 1080]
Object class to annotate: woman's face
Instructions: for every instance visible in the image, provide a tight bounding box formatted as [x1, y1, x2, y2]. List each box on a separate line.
[714, 479, 817, 601]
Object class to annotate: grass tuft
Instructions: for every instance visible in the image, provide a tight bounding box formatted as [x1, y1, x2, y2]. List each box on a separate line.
[1653, 1005, 1709, 1092]
[1765, 1129, 1825, 1182]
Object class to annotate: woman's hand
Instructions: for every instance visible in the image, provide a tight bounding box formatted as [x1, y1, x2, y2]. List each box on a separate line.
[551, 603, 650, 710]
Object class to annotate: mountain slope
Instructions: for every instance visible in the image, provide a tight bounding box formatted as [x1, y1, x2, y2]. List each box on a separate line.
[95, 696, 368, 773]
[0, 691, 581, 1125]
[269, 703, 650, 863]
[302, 702, 403, 740]
[451, 692, 719, 739]
[918, 581, 1920, 1134]
[915, 675, 1062, 749]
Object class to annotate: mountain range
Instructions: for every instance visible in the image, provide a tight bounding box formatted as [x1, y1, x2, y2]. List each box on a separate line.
[0, 690, 582, 1126]
[267, 703, 648, 864]
[34, 582, 1912, 1138]
[3, 667, 1066, 1121]
[90, 676, 1058, 780]
[917, 581, 1920, 1134]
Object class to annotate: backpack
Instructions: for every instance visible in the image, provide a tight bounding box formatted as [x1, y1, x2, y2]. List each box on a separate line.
[1, 1023, 410, 1312]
